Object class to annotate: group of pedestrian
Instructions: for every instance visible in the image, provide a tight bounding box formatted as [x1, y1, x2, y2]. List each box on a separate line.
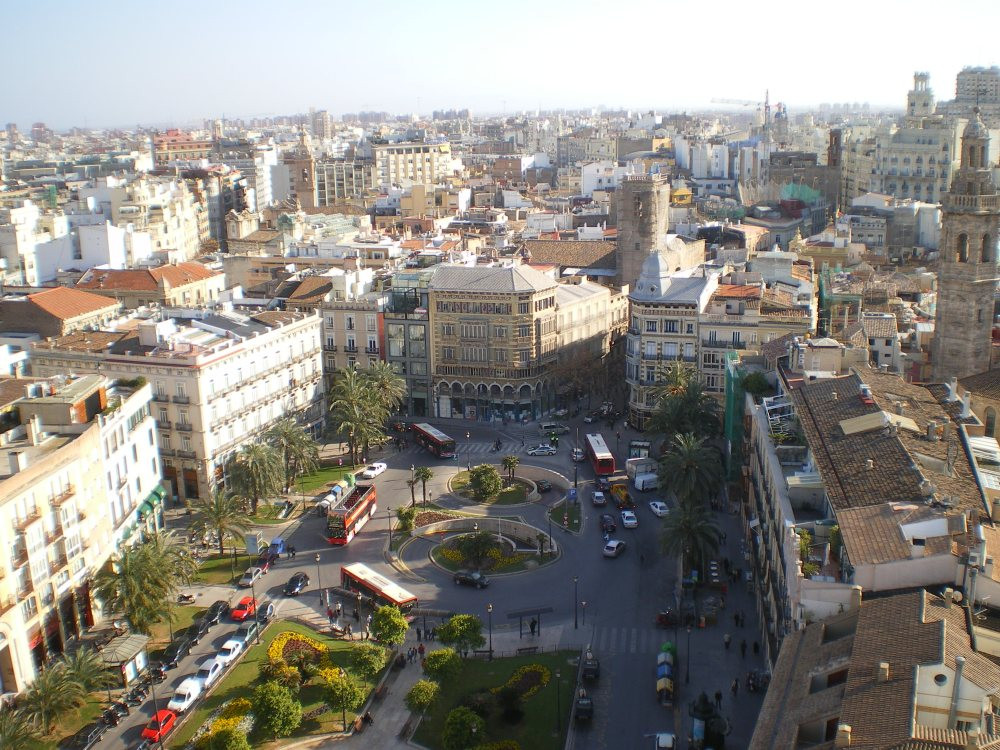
[732, 610, 747, 628]
[285, 545, 297, 559]
[393, 437, 408, 452]
[405, 647, 419, 664]
[416, 626, 437, 642]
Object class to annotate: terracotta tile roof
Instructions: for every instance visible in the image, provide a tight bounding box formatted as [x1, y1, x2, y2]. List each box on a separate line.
[31, 329, 139, 355]
[861, 314, 898, 339]
[76, 262, 220, 292]
[837, 504, 960, 566]
[0, 376, 46, 408]
[760, 332, 797, 368]
[286, 276, 333, 302]
[714, 284, 761, 299]
[960, 370, 1000, 401]
[522, 240, 616, 270]
[26, 287, 119, 320]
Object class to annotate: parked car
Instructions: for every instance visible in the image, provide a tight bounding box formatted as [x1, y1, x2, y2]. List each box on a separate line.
[583, 411, 601, 423]
[184, 617, 210, 645]
[257, 600, 276, 625]
[571, 447, 585, 462]
[67, 722, 107, 750]
[599, 513, 617, 533]
[216, 638, 244, 666]
[132, 740, 152, 750]
[238, 567, 265, 588]
[536, 479, 552, 492]
[596, 476, 612, 492]
[140, 710, 177, 742]
[603, 540, 627, 558]
[166, 678, 202, 714]
[655, 733, 677, 749]
[527, 443, 557, 456]
[256, 551, 279, 569]
[621, 510, 639, 529]
[648, 501, 670, 518]
[592, 491, 607, 507]
[581, 649, 601, 680]
[231, 596, 257, 622]
[361, 462, 388, 478]
[203, 600, 230, 626]
[161, 637, 192, 668]
[454, 570, 490, 588]
[235, 618, 260, 644]
[283, 572, 311, 596]
[194, 657, 225, 690]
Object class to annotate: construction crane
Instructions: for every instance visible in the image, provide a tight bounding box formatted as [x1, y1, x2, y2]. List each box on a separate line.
[710, 98, 761, 107]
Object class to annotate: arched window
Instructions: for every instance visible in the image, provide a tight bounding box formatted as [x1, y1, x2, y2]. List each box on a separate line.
[986, 407, 997, 438]
[958, 233, 969, 262]
[984, 234, 993, 263]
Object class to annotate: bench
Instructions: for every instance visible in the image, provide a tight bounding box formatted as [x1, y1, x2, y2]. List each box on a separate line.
[516, 646, 539, 655]
[374, 684, 388, 701]
[354, 717, 365, 733]
[472, 649, 493, 659]
[399, 719, 413, 739]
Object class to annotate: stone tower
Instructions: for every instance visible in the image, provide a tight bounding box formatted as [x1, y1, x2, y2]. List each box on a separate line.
[616, 174, 670, 289]
[931, 108, 1000, 381]
[906, 72, 934, 124]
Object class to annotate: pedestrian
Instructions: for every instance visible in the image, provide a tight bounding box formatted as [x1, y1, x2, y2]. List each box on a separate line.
[530, 618, 538, 637]
[740, 639, 747, 658]
[367, 613, 372, 629]
[418, 643, 425, 659]
[723, 633, 732, 650]
[721, 531, 726, 543]
[326, 606, 335, 625]
[416, 626, 422, 641]
[753, 641, 760, 656]
[353, 607, 360, 622]
[335, 601, 342, 618]
[346, 624, 353, 637]
[714, 690, 722, 709]
[292, 546, 297, 558]
[731, 678, 739, 698]
[733, 612, 740, 628]
[639, 553, 645, 565]
[363, 710, 373, 725]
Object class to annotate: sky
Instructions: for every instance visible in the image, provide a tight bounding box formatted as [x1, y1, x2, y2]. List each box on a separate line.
[5, 0, 1000, 129]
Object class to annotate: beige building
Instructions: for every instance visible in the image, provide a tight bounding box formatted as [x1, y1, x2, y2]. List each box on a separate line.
[0, 375, 163, 693]
[0, 287, 121, 338]
[374, 141, 454, 186]
[30, 310, 323, 503]
[74, 262, 226, 309]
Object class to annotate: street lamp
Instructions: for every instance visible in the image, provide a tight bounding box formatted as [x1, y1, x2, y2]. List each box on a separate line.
[249, 576, 261, 645]
[466, 431, 471, 470]
[487, 603, 493, 660]
[573, 464, 578, 489]
[386, 508, 393, 547]
[144, 648, 166, 750]
[573, 576, 579, 630]
[315, 553, 323, 605]
[427, 490, 432, 510]
[581, 600, 587, 626]
[686, 625, 692, 684]
[554, 668, 562, 734]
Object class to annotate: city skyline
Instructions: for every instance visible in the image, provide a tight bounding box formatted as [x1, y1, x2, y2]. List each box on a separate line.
[5, 0, 1000, 129]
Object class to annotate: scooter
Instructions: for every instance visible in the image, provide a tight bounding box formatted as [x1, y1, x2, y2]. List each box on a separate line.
[177, 593, 195, 604]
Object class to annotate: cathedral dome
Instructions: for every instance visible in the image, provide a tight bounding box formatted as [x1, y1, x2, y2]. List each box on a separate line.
[964, 107, 988, 140]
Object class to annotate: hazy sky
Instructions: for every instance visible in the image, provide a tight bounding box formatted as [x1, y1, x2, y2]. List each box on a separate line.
[5, 0, 1000, 129]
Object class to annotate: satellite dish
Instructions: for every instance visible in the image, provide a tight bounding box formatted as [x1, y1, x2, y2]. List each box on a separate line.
[952, 591, 964, 603]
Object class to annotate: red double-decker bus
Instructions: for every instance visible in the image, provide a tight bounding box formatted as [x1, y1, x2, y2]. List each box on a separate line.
[411, 423, 457, 458]
[585, 433, 616, 476]
[325, 484, 377, 545]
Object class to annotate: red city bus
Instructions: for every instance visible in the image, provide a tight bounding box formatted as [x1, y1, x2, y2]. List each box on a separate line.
[411, 423, 457, 458]
[341, 563, 418, 612]
[325, 484, 377, 545]
[585, 433, 616, 476]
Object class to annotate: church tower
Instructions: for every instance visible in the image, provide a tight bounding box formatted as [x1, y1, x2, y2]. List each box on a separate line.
[931, 108, 1000, 381]
[616, 174, 670, 289]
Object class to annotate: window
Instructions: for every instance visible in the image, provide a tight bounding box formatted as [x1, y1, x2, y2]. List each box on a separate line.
[664, 320, 678, 333]
[645, 320, 657, 332]
[346, 316, 355, 330]
[686, 323, 694, 334]
[958, 233, 969, 262]
[986, 408, 997, 437]
[411, 362, 427, 375]
[684, 343, 693, 358]
[442, 347, 455, 360]
[366, 314, 376, 331]
[518, 302, 530, 314]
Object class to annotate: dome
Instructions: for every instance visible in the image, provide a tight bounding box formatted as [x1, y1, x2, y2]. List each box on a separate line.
[963, 107, 988, 140]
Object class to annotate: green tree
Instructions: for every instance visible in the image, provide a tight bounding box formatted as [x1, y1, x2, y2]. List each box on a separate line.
[407, 478, 418, 506]
[396, 506, 416, 533]
[423, 648, 461, 681]
[650, 361, 694, 401]
[441, 706, 485, 750]
[501, 455, 519, 480]
[468, 464, 502, 502]
[660, 501, 721, 586]
[364, 360, 407, 417]
[328, 367, 385, 465]
[227, 442, 283, 514]
[322, 667, 365, 731]
[454, 530, 495, 569]
[740, 371, 771, 400]
[189, 488, 250, 556]
[349, 641, 388, 690]
[657, 433, 723, 509]
[60, 647, 116, 694]
[251, 681, 302, 739]
[265, 417, 319, 493]
[413, 466, 434, 507]
[437, 614, 485, 656]
[369, 604, 408, 646]
[203, 727, 252, 750]
[20, 664, 82, 733]
[0, 707, 40, 749]
[649, 378, 720, 439]
[405, 679, 440, 714]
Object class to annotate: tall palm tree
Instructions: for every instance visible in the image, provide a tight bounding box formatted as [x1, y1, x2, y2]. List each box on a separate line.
[265, 417, 319, 493]
[660, 502, 721, 592]
[363, 361, 407, 417]
[413, 466, 434, 506]
[227, 442, 283, 514]
[61, 647, 117, 694]
[650, 361, 693, 402]
[0, 707, 41, 749]
[190, 488, 251, 556]
[658, 433, 723, 509]
[21, 664, 82, 733]
[329, 367, 384, 465]
[649, 378, 720, 440]
[501, 455, 519, 481]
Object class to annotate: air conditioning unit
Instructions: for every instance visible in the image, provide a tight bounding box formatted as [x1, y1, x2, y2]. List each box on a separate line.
[969, 552, 982, 568]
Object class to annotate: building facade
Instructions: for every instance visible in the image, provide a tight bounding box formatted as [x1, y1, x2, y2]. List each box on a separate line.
[373, 141, 453, 186]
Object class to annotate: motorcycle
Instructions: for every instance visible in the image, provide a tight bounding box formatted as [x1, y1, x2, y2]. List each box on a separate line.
[101, 709, 121, 727]
[177, 593, 195, 604]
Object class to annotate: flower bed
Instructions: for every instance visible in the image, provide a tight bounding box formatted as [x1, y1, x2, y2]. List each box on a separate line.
[415, 510, 461, 526]
[267, 630, 328, 663]
[190, 697, 255, 749]
[491, 664, 550, 700]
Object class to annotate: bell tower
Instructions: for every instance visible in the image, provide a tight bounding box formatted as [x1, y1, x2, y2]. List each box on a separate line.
[931, 108, 1000, 381]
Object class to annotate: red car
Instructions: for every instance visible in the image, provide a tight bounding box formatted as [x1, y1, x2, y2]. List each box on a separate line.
[231, 596, 257, 622]
[141, 709, 177, 742]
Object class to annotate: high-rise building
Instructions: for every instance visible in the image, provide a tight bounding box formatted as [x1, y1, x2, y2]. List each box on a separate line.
[931, 108, 1000, 381]
[615, 175, 670, 289]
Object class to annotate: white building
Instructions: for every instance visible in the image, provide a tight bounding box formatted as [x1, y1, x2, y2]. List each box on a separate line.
[581, 161, 634, 197]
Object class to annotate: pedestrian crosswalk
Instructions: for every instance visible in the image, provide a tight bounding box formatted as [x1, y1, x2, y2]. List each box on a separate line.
[588, 625, 677, 655]
[405, 440, 581, 458]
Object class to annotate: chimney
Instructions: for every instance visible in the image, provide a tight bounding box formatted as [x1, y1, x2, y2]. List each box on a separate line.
[877, 661, 890, 682]
[866, 459, 874, 470]
[941, 421, 952, 441]
[895, 401, 905, 416]
[966, 729, 984, 750]
[949, 376, 959, 401]
[832, 390, 838, 401]
[961, 393, 972, 419]
[927, 420, 939, 442]
[948, 655, 966, 728]
[7, 451, 27, 474]
[834, 724, 852, 748]
[943, 587, 954, 608]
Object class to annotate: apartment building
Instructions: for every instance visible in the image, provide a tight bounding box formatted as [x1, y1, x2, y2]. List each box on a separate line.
[75, 261, 226, 309]
[29, 309, 323, 503]
[0, 375, 163, 693]
[0, 287, 121, 338]
[384, 269, 434, 418]
[315, 159, 377, 203]
[373, 141, 454, 186]
[152, 129, 214, 166]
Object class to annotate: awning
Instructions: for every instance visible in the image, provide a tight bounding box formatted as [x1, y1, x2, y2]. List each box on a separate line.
[100, 634, 150, 666]
[150, 484, 167, 504]
[137, 501, 154, 518]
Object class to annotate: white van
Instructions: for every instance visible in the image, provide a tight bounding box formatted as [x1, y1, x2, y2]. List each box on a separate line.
[540, 422, 570, 435]
[634, 473, 659, 492]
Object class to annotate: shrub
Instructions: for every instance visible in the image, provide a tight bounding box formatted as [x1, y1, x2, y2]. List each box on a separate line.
[461, 689, 495, 719]
[496, 685, 524, 723]
[423, 648, 461, 681]
[259, 659, 301, 690]
[492, 664, 550, 700]
[251, 681, 302, 739]
[405, 679, 440, 714]
[441, 706, 485, 750]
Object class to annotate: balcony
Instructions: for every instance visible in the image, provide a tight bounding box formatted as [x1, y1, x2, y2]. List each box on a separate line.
[44, 523, 64, 546]
[0, 598, 14, 615]
[153, 393, 170, 403]
[50, 485, 76, 506]
[365, 346, 380, 354]
[52, 551, 69, 570]
[175, 422, 193, 432]
[176, 449, 197, 459]
[344, 345, 358, 353]
[16, 580, 34, 600]
[14, 510, 41, 531]
[323, 343, 338, 352]
[172, 395, 190, 404]
[156, 419, 172, 429]
[702, 339, 746, 350]
[159, 448, 175, 457]
[12, 547, 27, 567]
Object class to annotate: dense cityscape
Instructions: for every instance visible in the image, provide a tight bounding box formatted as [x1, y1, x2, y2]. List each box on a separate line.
[4, 5, 1000, 749]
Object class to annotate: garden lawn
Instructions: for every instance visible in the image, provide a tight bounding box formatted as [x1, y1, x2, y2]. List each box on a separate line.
[412, 650, 574, 750]
[27, 696, 103, 750]
[548, 500, 581, 532]
[149, 604, 206, 649]
[450, 472, 530, 505]
[297, 464, 358, 494]
[250, 502, 297, 525]
[194, 553, 243, 585]
[168, 621, 369, 749]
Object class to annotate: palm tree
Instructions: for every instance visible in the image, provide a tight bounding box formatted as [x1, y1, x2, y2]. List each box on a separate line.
[501, 455, 519, 481]
[21, 664, 82, 733]
[649, 379, 720, 439]
[61, 647, 116, 694]
[413, 466, 434, 506]
[329, 367, 384, 465]
[190, 488, 251, 556]
[0, 707, 41, 749]
[227, 442, 283, 514]
[658, 433, 723, 509]
[363, 361, 407, 417]
[650, 361, 693, 402]
[265, 417, 319, 493]
[660, 502, 721, 593]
